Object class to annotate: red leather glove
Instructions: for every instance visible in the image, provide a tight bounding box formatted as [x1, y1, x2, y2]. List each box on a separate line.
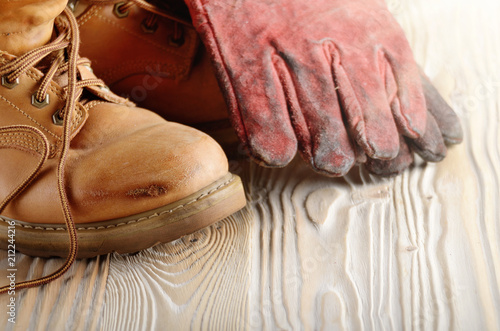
[366, 72, 463, 176]
[184, 0, 427, 176]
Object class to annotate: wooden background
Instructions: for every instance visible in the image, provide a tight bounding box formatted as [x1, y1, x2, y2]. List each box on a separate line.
[1, 0, 499, 329]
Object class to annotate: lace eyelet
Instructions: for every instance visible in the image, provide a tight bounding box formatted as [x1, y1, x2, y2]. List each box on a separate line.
[114, 2, 130, 18]
[99, 85, 110, 92]
[31, 92, 50, 109]
[52, 109, 64, 126]
[67, 0, 79, 12]
[141, 20, 158, 34]
[1, 76, 20, 89]
[168, 36, 185, 47]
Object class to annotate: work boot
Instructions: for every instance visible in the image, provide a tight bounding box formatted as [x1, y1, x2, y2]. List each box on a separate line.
[0, 3, 246, 263]
[72, 0, 239, 149]
[74, 0, 228, 125]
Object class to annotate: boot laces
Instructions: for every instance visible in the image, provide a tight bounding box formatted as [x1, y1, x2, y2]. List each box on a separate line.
[0, 8, 107, 294]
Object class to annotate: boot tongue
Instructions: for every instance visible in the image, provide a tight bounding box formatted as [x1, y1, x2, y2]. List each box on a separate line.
[35, 55, 134, 107]
[31, 17, 134, 107]
[77, 64, 136, 106]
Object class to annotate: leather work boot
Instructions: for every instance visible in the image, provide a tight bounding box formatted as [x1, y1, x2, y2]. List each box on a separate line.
[0, 3, 246, 262]
[72, 0, 239, 149]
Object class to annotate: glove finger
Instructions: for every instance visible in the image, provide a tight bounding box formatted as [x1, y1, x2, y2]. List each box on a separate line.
[419, 70, 464, 144]
[407, 111, 447, 162]
[196, 24, 297, 167]
[385, 44, 427, 139]
[365, 135, 414, 177]
[330, 44, 400, 160]
[273, 49, 355, 176]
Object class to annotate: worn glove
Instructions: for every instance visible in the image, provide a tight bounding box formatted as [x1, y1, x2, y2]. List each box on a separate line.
[184, 0, 427, 176]
[366, 71, 463, 176]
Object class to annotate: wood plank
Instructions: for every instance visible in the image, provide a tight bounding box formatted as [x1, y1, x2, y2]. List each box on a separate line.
[0, 252, 109, 330]
[102, 210, 253, 330]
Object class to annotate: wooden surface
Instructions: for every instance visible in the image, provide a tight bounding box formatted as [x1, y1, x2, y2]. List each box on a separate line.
[1, 0, 499, 329]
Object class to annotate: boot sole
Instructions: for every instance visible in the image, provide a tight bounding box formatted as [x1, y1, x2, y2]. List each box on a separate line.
[0, 173, 246, 258]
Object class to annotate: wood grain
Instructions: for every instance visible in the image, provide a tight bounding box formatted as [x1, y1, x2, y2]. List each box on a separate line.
[0, 0, 499, 330]
[0, 252, 109, 330]
[102, 210, 253, 330]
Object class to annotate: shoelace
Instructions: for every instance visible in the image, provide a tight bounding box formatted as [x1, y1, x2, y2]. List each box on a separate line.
[84, 0, 192, 45]
[0, 7, 107, 294]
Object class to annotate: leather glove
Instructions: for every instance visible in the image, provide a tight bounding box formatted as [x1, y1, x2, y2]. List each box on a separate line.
[366, 71, 463, 176]
[184, 0, 428, 176]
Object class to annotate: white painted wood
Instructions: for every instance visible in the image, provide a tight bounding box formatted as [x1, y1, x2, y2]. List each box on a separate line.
[0, 253, 109, 330]
[103, 211, 253, 330]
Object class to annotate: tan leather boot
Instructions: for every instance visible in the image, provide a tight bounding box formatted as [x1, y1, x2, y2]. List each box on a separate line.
[0, 4, 246, 264]
[73, 0, 229, 127]
[73, 0, 242, 152]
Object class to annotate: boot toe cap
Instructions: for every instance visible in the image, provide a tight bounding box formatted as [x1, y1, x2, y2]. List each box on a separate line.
[69, 121, 229, 222]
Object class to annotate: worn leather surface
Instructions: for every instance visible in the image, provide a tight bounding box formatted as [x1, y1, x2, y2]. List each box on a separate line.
[0, 48, 228, 224]
[76, 1, 228, 125]
[182, 0, 429, 176]
[365, 70, 463, 176]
